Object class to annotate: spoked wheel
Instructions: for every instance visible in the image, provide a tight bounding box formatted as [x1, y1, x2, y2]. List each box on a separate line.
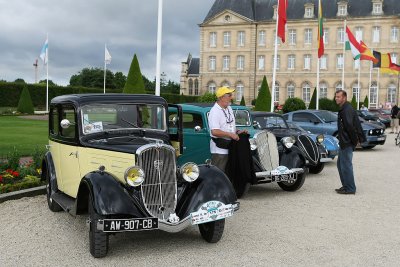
[45, 168, 62, 212]
[199, 219, 225, 243]
[89, 195, 109, 258]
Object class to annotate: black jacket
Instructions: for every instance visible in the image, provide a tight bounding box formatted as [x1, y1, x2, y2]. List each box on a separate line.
[338, 102, 366, 149]
[391, 105, 399, 119]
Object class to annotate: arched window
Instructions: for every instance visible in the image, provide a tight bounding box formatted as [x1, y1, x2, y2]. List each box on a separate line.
[273, 82, 280, 103]
[319, 83, 328, 99]
[194, 79, 199, 95]
[369, 82, 377, 107]
[287, 83, 295, 98]
[236, 83, 244, 102]
[352, 83, 360, 102]
[302, 83, 311, 103]
[188, 79, 193, 95]
[387, 84, 397, 103]
[335, 82, 343, 91]
[208, 82, 216, 94]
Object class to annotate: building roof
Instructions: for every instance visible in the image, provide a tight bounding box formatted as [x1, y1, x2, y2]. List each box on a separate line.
[203, 0, 400, 23]
[187, 57, 200, 75]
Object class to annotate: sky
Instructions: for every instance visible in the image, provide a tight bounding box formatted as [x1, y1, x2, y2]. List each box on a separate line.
[0, 0, 215, 85]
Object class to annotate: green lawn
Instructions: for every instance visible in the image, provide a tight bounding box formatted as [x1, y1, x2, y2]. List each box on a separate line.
[0, 116, 48, 156]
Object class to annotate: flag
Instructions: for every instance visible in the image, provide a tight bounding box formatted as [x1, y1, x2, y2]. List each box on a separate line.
[317, 0, 324, 58]
[39, 38, 48, 64]
[380, 53, 391, 68]
[345, 26, 361, 60]
[373, 51, 381, 68]
[390, 63, 400, 72]
[277, 0, 288, 43]
[359, 41, 378, 63]
[105, 46, 112, 64]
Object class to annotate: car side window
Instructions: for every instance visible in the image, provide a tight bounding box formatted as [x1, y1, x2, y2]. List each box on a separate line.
[60, 107, 76, 138]
[293, 113, 318, 123]
[49, 107, 59, 136]
[183, 113, 203, 129]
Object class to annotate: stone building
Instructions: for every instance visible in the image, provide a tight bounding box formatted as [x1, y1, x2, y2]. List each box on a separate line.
[181, 0, 400, 107]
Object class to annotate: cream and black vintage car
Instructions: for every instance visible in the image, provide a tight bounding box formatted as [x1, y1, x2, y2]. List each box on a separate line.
[42, 94, 239, 258]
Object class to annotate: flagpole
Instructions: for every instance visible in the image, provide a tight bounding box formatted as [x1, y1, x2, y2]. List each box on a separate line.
[271, 0, 280, 112]
[46, 33, 49, 113]
[155, 0, 163, 96]
[104, 44, 106, 94]
[357, 60, 361, 110]
[377, 68, 380, 108]
[316, 58, 320, 110]
[368, 60, 372, 108]
[342, 20, 346, 91]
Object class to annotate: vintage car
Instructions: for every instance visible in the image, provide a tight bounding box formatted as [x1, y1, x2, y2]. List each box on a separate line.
[368, 108, 391, 127]
[356, 110, 386, 128]
[168, 103, 307, 198]
[251, 111, 338, 174]
[283, 109, 386, 149]
[41, 94, 239, 258]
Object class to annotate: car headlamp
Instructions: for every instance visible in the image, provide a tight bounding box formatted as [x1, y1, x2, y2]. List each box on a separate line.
[369, 130, 373, 135]
[316, 134, 324, 144]
[281, 136, 296, 149]
[249, 138, 257, 150]
[124, 166, 145, 187]
[180, 162, 199, 182]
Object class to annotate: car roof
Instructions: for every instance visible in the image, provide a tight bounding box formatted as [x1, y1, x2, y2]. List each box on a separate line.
[51, 94, 168, 106]
[178, 103, 250, 112]
[251, 111, 282, 117]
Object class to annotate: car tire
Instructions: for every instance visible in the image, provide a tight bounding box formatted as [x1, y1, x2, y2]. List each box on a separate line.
[362, 145, 376, 149]
[199, 219, 225, 243]
[89, 195, 109, 258]
[234, 182, 251, 199]
[45, 168, 62, 212]
[309, 162, 325, 174]
[278, 155, 307, 191]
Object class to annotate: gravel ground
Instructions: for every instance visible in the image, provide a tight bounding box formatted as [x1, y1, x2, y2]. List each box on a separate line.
[1, 135, 399, 267]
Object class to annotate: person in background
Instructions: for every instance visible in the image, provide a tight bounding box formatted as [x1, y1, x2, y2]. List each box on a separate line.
[390, 104, 399, 134]
[360, 104, 368, 111]
[335, 90, 366, 195]
[208, 86, 239, 172]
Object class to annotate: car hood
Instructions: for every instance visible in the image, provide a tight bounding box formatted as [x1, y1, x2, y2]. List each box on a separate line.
[361, 121, 383, 130]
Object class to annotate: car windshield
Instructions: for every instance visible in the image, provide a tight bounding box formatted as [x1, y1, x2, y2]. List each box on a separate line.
[232, 109, 251, 126]
[315, 110, 337, 123]
[381, 109, 391, 115]
[287, 122, 307, 132]
[81, 103, 166, 135]
[254, 115, 287, 129]
[361, 110, 376, 116]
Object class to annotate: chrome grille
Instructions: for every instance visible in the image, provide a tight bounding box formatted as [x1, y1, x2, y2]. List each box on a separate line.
[297, 135, 320, 165]
[137, 144, 177, 221]
[254, 131, 279, 171]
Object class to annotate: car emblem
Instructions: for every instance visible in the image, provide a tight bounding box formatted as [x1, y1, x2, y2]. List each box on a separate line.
[154, 160, 163, 170]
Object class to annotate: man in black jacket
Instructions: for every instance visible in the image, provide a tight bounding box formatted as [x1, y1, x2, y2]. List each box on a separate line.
[335, 90, 366, 195]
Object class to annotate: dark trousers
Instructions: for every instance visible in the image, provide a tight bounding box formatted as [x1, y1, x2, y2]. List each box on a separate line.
[337, 146, 356, 193]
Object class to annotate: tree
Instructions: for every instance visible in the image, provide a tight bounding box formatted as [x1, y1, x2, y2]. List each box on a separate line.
[14, 78, 26, 84]
[39, 79, 56, 86]
[319, 98, 339, 112]
[123, 54, 146, 94]
[254, 76, 271, 111]
[282, 97, 306, 113]
[17, 86, 34, 114]
[240, 96, 246, 106]
[69, 68, 117, 89]
[363, 95, 369, 108]
[308, 88, 317, 109]
[199, 92, 217, 103]
[351, 95, 357, 109]
[143, 75, 155, 91]
[114, 72, 127, 90]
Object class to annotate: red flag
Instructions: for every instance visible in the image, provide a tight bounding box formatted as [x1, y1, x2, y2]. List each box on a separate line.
[277, 0, 288, 43]
[359, 41, 378, 63]
[317, 0, 324, 58]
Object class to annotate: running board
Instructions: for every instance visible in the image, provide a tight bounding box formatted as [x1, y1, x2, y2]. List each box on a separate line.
[51, 192, 76, 214]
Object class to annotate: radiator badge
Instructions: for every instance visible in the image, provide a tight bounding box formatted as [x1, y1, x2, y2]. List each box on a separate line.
[154, 160, 163, 170]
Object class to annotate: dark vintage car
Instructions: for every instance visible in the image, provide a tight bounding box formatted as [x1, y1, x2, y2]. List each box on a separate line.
[368, 108, 391, 127]
[41, 94, 239, 258]
[251, 111, 339, 174]
[356, 110, 386, 128]
[283, 109, 386, 149]
[168, 103, 307, 198]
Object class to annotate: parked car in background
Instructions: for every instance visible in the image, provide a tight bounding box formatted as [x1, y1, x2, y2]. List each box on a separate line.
[283, 109, 386, 149]
[368, 108, 391, 127]
[42, 94, 240, 258]
[356, 110, 386, 128]
[168, 103, 307, 197]
[251, 111, 337, 174]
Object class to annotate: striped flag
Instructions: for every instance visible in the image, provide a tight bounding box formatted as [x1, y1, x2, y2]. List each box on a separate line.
[317, 0, 324, 58]
[345, 26, 361, 60]
[39, 38, 48, 64]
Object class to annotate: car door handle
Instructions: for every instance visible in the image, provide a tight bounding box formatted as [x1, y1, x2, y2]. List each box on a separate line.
[69, 151, 78, 158]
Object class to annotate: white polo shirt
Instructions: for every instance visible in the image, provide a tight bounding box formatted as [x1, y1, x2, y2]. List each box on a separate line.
[208, 103, 236, 154]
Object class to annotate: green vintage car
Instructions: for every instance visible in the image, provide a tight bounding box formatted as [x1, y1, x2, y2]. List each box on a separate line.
[169, 103, 310, 197]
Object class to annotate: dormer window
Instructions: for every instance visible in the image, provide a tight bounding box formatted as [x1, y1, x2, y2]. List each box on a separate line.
[304, 4, 314, 18]
[273, 5, 277, 20]
[337, 1, 348, 17]
[372, 0, 383, 15]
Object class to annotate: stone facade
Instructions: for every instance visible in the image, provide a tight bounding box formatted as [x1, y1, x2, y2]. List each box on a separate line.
[183, 0, 400, 108]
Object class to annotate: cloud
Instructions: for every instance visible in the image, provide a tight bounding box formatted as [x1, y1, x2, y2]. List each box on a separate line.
[0, 0, 213, 85]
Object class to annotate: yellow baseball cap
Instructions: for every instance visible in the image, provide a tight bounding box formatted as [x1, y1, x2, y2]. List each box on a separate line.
[216, 86, 235, 98]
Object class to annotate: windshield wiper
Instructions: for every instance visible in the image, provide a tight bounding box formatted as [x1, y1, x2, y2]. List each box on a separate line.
[120, 117, 139, 128]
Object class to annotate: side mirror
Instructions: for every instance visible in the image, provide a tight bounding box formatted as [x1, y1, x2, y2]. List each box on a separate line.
[194, 126, 202, 132]
[253, 121, 261, 129]
[60, 119, 75, 129]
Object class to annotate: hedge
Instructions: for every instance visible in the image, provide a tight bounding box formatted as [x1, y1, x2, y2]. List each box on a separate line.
[0, 82, 200, 108]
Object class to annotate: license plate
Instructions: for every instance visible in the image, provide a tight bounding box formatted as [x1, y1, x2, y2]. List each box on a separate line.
[377, 137, 385, 141]
[102, 218, 158, 232]
[272, 173, 296, 182]
[191, 201, 234, 225]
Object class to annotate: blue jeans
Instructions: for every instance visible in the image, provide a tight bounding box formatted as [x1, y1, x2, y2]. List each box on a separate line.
[337, 146, 356, 192]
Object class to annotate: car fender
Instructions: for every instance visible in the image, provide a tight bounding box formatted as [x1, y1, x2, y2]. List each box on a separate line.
[280, 147, 306, 169]
[75, 171, 147, 217]
[176, 165, 237, 218]
[41, 151, 59, 194]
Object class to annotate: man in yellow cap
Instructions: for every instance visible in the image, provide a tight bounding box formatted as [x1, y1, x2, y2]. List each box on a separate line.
[208, 86, 240, 172]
